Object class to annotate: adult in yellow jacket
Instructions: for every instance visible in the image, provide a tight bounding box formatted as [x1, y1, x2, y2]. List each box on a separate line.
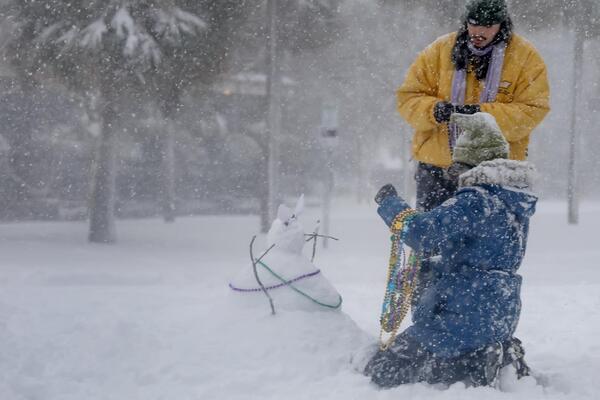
[398, 0, 550, 211]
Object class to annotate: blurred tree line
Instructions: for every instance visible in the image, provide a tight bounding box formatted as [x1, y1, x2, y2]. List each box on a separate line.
[1, 0, 600, 243]
[0, 0, 342, 242]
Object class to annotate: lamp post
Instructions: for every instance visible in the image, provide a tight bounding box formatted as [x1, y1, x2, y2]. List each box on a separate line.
[320, 102, 339, 248]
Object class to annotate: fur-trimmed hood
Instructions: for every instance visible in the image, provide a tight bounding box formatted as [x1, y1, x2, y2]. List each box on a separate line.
[458, 159, 537, 218]
[458, 159, 535, 189]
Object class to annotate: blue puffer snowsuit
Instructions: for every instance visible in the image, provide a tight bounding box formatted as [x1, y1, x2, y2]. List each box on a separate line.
[378, 161, 537, 358]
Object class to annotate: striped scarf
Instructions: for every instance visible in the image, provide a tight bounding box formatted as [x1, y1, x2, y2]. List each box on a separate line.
[449, 41, 507, 149]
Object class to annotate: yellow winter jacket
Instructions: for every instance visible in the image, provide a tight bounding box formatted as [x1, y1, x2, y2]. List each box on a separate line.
[397, 32, 550, 168]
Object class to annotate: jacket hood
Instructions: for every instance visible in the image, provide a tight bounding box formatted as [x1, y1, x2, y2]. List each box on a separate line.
[458, 159, 538, 217]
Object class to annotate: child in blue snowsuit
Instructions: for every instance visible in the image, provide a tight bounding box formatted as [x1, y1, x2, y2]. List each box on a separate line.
[365, 113, 535, 387]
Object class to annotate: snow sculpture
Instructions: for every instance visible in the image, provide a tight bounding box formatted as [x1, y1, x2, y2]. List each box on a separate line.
[229, 195, 342, 312]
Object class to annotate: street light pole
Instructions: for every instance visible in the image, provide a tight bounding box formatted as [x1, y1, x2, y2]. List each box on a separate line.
[320, 102, 339, 248]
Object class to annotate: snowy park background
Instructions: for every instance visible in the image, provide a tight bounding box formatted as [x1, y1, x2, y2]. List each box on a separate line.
[1, 200, 599, 399]
[1, 1, 600, 399]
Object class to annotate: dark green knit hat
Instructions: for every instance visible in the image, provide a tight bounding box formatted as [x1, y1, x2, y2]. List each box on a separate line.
[465, 0, 508, 26]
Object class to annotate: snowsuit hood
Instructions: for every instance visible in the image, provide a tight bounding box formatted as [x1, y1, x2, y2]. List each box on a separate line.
[459, 159, 537, 218]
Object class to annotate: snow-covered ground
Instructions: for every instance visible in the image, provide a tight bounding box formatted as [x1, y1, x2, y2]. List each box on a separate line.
[1, 199, 599, 400]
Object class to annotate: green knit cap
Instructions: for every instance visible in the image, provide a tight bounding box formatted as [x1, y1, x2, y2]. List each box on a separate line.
[465, 0, 508, 26]
[451, 113, 509, 166]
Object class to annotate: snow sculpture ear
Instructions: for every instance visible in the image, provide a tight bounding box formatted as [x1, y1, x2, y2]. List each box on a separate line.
[267, 195, 306, 253]
[293, 194, 305, 219]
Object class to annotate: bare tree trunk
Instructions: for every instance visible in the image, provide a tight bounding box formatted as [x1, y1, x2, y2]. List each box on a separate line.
[265, 0, 281, 225]
[159, 87, 178, 223]
[88, 97, 117, 243]
[161, 120, 176, 223]
[10, 77, 37, 205]
[568, 27, 584, 225]
[259, 148, 270, 233]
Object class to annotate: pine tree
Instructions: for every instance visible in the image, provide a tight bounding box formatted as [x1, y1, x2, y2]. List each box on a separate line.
[2, 0, 251, 242]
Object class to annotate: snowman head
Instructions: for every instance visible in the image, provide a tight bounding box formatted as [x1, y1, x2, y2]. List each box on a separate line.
[266, 195, 305, 254]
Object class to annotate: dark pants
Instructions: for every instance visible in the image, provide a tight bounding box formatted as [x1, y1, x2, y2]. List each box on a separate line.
[415, 162, 458, 212]
[364, 333, 530, 388]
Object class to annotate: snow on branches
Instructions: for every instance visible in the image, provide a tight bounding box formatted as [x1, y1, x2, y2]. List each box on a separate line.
[18, 2, 207, 73]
